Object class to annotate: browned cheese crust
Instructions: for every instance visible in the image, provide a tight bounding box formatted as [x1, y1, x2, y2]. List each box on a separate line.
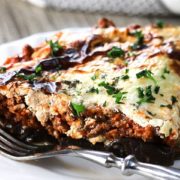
[0, 18, 179, 149]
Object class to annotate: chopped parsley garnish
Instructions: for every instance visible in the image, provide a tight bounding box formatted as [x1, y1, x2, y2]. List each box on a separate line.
[121, 75, 129, 80]
[62, 80, 80, 88]
[137, 87, 144, 98]
[101, 74, 107, 79]
[160, 104, 172, 109]
[120, 68, 129, 80]
[127, 52, 136, 57]
[161, 67, 170, 79]
[35, 65, 42, 74]
[125, 61, 128, 66]
[107, 47, 125, 58]
[134, 31, 144, 44]
[125, 69, 129, 74]
[17, 65, 43, 82]
[156, 20, 164, 28]
[0, 67, 6, 73]
[163, 67, 170, 74]
[103, 101, 107, 107]
[113, 91, 127, 104]
[171, 96, 178, 104]
[112, 77, 120, 85]
[161, 75, 166, 79]
[17, 73, 36, 81]
[48, 40, 62, 56]
[71, 102, 85, 116]
[98, 81, 127, 104]
[98, 81, 118, 95]
[137, 86, 155, 105]
[136, 69, 157, 84]
[91, 75, 97, 80]
[147, 111, 156, 116]
[160, 96, 177, 109]
[131, 31, 144, 50]
[88, 87, 99, 94]
[154, 86, 160, 94]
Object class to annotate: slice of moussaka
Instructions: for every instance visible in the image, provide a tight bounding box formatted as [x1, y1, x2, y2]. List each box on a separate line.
[0, 18, 180, 165]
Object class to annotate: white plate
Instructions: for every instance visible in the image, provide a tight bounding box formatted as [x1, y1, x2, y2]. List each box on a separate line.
[0, 28, 179, 180]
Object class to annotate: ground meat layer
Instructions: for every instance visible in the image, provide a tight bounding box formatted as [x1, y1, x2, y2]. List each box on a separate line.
[0, 83, 155, 145]
[0, 83, 178, 166]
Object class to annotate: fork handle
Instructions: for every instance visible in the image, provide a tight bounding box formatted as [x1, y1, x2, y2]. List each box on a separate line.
[119, 155, 180, 180]
[75, 150, 180, 180]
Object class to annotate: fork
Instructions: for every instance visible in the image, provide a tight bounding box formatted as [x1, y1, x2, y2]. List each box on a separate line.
[0, 128, 180, 180]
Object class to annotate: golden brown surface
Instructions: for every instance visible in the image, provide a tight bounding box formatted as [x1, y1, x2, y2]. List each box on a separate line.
[0, 18, 180, 148]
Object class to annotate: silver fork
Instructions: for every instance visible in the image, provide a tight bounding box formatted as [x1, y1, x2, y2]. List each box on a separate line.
[0, 128, 180, 180]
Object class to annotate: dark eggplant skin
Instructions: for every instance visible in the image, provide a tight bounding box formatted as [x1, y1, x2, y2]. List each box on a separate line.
[0, 37, 108, 86]
[0, 114, 177, 166]
[32, 81, 61, 94]
[0, 71, 17, 85]
[166, 41, 180, 61]
[106, 138, 176, 166]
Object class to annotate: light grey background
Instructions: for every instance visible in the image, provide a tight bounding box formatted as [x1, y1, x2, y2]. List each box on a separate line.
[0, 0, 179, 45]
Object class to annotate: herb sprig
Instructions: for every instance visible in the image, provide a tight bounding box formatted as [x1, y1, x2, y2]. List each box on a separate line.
[35, 65, 43, 74]
[113, 91, 127, 104]
[171, 96, 178, 104]
[0, 67, 6, 73]
[17, 73, 36, 81]
[98, 81, 119, 95]
[156, 20, 164, 28]
[88, 87, 99, 94]
[71, 102, 85, 116]
[107, 47, 125, 58]
[121, 75, 129, 80]
[91, 75, 97, 80]
[17, 65, 43, 82]
[154, 86, 160, 94]
[131, 31, 144, 50]
[98, 81, 127, 103]
[160, 96, 178, 109]
[137, 86, 155, 105]
[160, 104, 172, 109]
[161, 67, 170, 79]
[136, 69, 157, 84]
[48, 40, 62, 56]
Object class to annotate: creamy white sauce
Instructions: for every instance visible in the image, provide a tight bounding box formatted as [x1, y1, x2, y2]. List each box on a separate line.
[58, 54, 180, 140]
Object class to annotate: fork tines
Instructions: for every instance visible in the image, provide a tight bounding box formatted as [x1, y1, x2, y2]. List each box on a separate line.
[0, 128, 52, 158]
